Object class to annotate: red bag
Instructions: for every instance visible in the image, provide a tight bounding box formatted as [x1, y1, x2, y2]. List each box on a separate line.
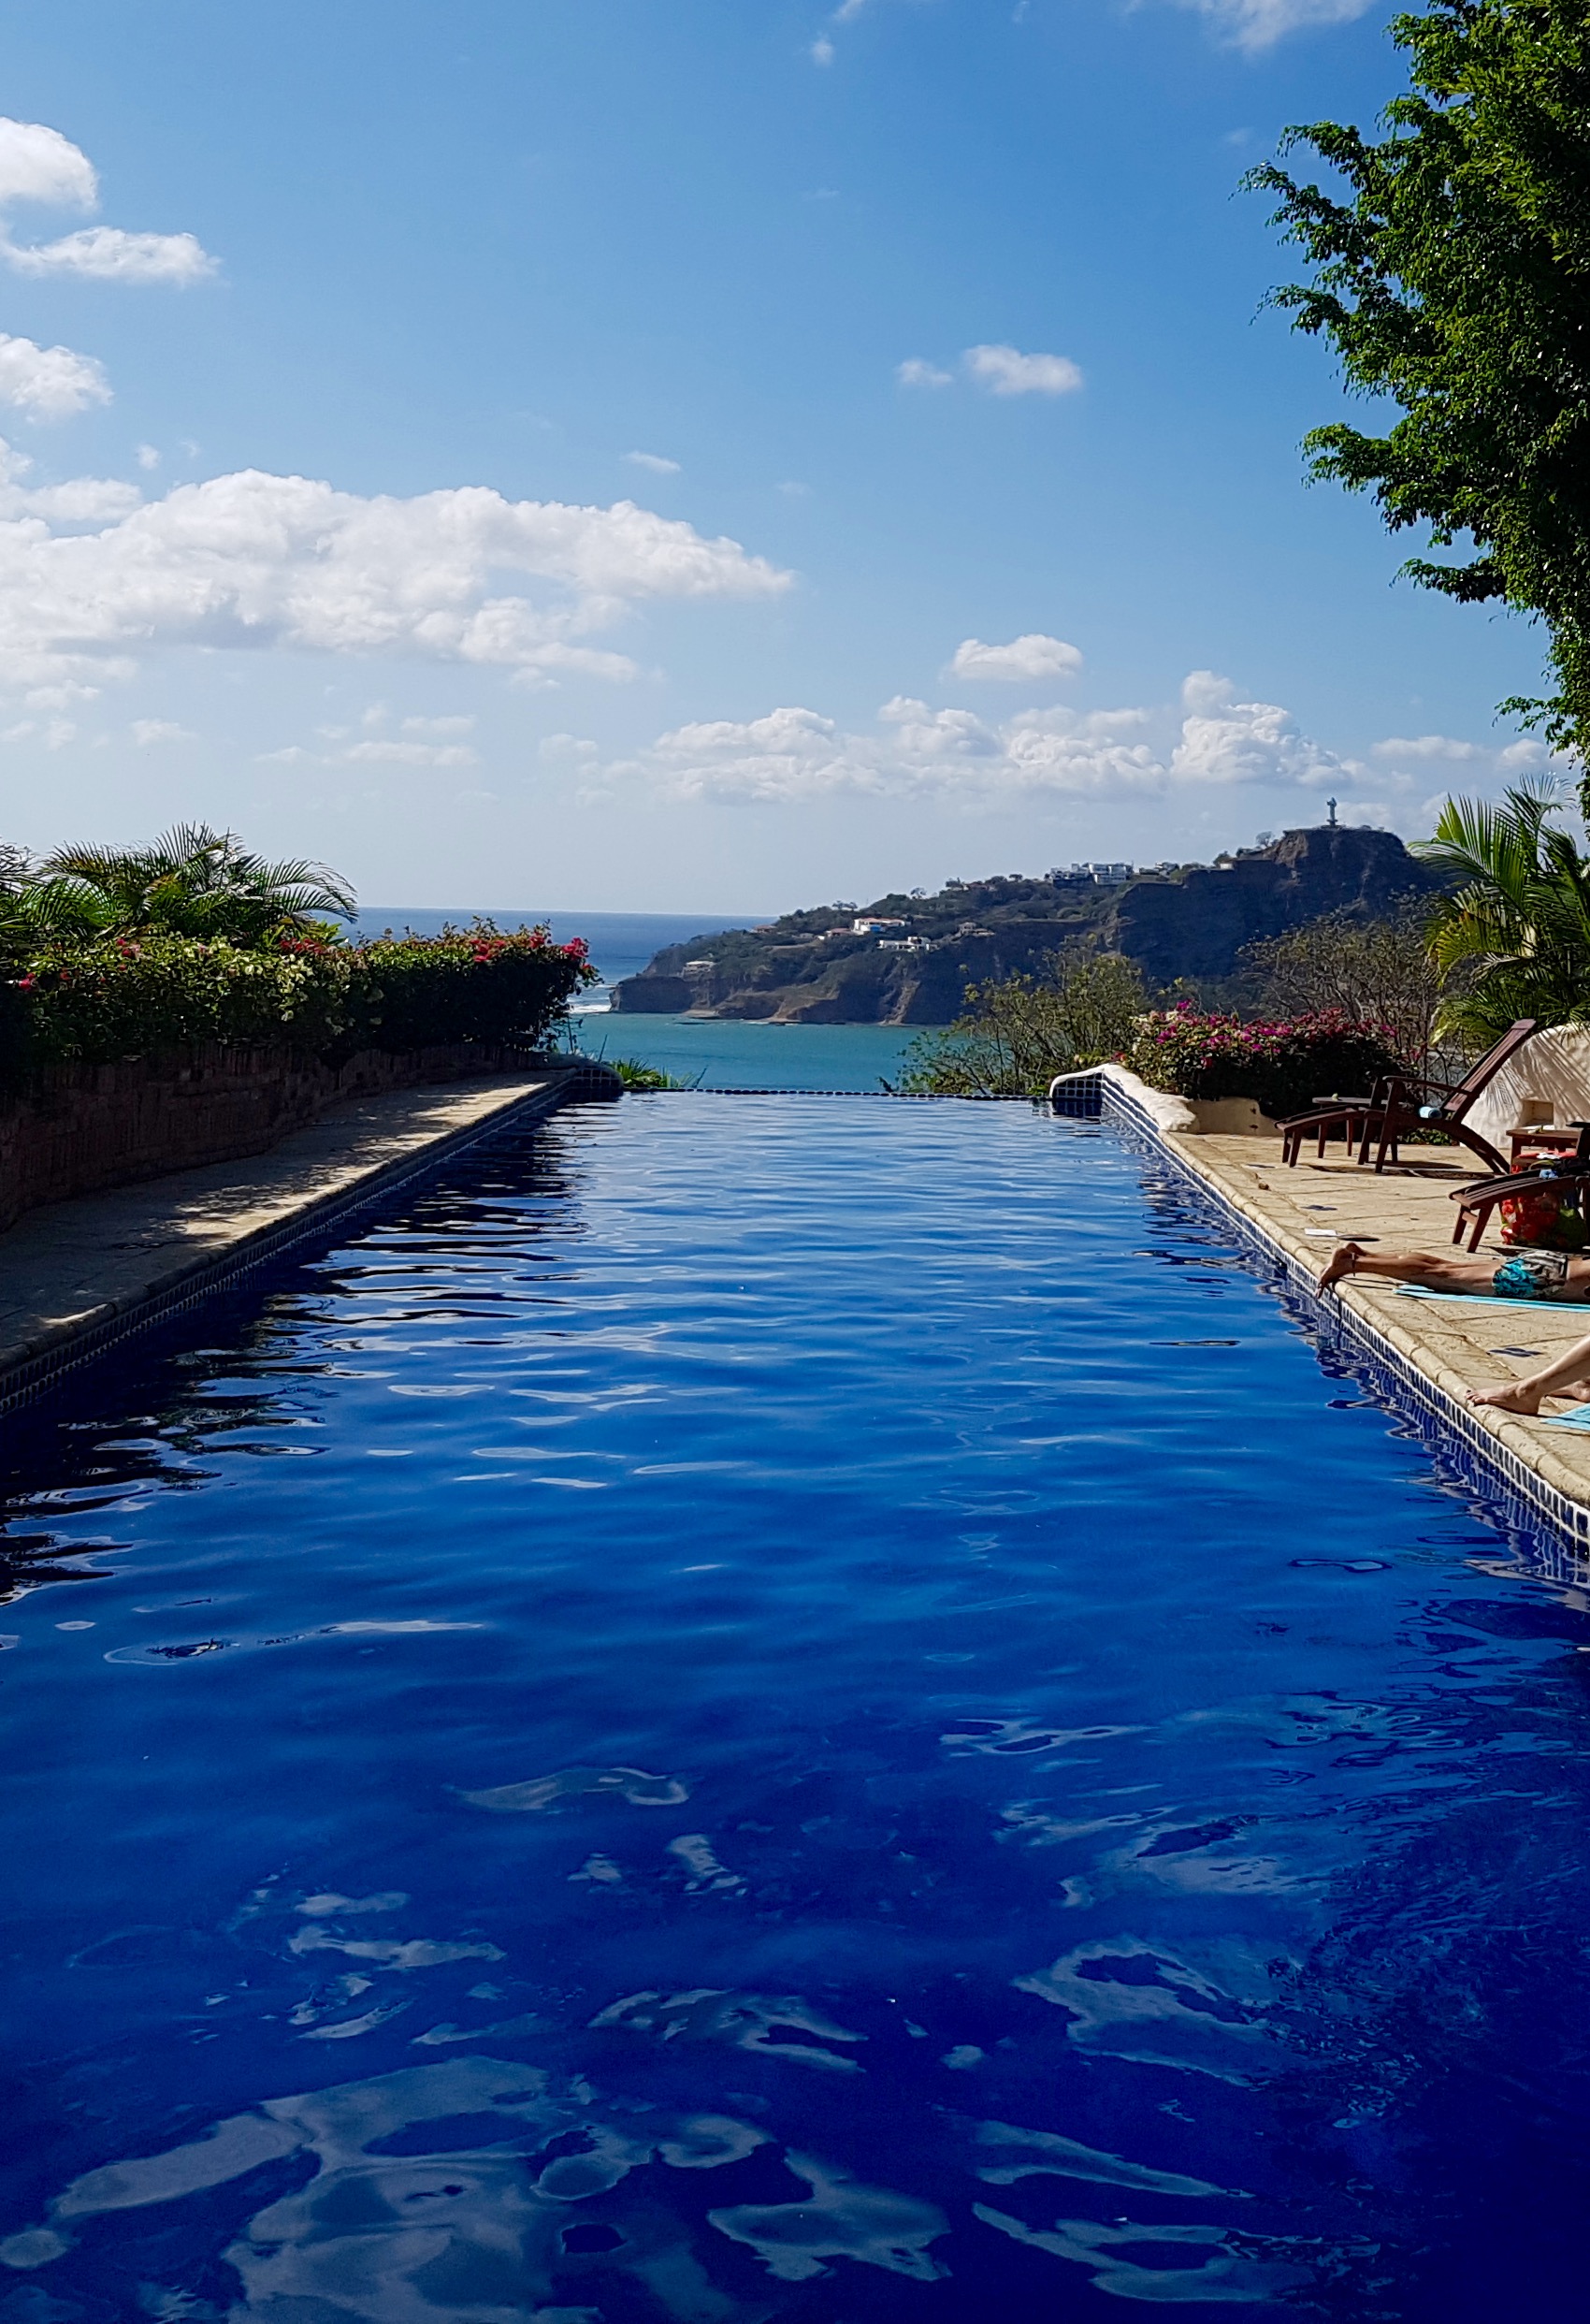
[1499, 1182, 1587, 1249]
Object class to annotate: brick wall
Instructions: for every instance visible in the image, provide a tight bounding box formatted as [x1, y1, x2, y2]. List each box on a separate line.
[0, 1042, 543, 1234]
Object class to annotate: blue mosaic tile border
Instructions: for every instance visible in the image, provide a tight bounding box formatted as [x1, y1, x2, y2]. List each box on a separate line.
[0, 1076, 602, 1420]
[1056, 1070, 1590, 1578]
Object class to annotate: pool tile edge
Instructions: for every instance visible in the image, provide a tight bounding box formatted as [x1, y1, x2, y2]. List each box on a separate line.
[1057, 1068, 1590, 1570]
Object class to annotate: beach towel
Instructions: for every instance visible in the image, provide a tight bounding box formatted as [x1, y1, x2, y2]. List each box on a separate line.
[1392, 1285, 1590, 1314]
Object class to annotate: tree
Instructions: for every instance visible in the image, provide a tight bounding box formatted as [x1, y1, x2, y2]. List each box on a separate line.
[1244, 901, 1455, 1073]
[18, 823, 355, 947]
[1414, 772, 1590, 1038]
[890, 953, 1149, 1097]
[1249, 0, 1590, 791]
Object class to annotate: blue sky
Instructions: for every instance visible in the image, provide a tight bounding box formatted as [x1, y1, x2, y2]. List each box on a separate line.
[0, 0, 1555, 911]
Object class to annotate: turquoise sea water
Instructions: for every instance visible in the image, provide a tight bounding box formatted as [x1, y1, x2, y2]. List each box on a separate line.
[1, 1097, 1586, 2318]
[352, 907, 925, 1089]
[574, 1011, 921, 1091]
[351, 908, 759, 995]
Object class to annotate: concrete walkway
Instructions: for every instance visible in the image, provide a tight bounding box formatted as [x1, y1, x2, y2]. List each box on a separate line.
[1173, 1129, 1590, 1516]
[0, 1071, 577, 1403]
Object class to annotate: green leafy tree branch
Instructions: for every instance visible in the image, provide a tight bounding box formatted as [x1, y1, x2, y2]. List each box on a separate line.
[1249, 0, 1590, 791]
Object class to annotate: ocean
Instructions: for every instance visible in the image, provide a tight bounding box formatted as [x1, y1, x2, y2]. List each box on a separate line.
[353, 906, 927, 1090]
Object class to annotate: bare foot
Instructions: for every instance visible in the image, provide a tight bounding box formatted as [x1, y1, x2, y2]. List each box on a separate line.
[1467, 1380, 1546, 1416]
[1468, 1375, 1590, 1417]
[1318, 1241, 1362, 1291]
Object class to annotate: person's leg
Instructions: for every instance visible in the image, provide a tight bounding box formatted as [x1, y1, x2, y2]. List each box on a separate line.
[1468, 1330, 1590, 1416]
[1318, 1242, 1500, 1295]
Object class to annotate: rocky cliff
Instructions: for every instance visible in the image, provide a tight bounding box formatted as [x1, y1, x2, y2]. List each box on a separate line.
[611, 825, 1447, 1025]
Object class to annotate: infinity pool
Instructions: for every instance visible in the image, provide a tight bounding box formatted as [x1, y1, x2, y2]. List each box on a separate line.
[1, 1097, 1587, 2321]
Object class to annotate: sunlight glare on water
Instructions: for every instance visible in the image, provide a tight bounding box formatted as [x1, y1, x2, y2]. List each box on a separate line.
[0, 1096, 1587, 2321]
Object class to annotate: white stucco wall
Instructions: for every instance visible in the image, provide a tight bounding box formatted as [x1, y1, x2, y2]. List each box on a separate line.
[1048, 1065, 1198, 1134]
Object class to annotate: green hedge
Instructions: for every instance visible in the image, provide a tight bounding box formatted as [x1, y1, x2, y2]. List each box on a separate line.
[2, 922, 596, 1079]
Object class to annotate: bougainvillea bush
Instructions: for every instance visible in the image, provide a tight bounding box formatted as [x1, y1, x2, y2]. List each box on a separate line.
[339, 925, 595, 1053]
[4, 922, 596, 1077]
[1125, 1005, 1406, 1118]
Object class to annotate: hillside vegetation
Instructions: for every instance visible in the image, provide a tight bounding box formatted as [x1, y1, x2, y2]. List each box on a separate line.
[613, 824, 1448, 1025]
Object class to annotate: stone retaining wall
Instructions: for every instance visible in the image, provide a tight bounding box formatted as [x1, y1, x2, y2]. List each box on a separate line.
[0, 1042, 552, 1233]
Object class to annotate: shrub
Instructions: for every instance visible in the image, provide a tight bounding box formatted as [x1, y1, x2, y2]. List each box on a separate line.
[891, 954, 1149, 1097]
[1125, 1004, 1404, 1117]
[332, 923, 596, 1055]
[1243, 903, 1454, 1078]
[609, 1057, 690, 1090]
[7, 921, 596, 1076]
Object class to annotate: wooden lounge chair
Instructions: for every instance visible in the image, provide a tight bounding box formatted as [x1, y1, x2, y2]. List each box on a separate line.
[1449, 1122, 1590, 1250]
[1279, 1019, 1537, 1173]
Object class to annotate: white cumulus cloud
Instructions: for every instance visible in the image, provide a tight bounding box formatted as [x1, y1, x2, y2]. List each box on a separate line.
[1172, 0, 1376, 51]
[1370, 733, 1485, 763]
[0, 455, 791, 692]
[0, 443, 139, 522]
[625, 450, 682, 474]
[4, 226, 216, 283]
[898, 357, 953, 389]
[130, 718, 194, 746]
[339, 738, 479, 769]
[593, 667, 1374, 807]
[0, 333, 110, 420]
[948, 633, 1083, 684]
[964, 343, 1083, 397]
[0, 117, 217, 283]
[1169, 670, 1348, 787]
[0, 119, 97, 211]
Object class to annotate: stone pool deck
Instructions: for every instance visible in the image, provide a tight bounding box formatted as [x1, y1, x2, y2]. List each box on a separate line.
[1168, 1127, 1590, 1521]
[0, 1066, 611, 1413]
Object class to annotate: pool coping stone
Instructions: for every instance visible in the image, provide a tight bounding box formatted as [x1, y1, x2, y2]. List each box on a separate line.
[1053, 1065, 1590, 1574]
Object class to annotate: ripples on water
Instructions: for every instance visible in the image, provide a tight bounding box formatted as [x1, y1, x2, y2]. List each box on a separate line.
[0, 1097, 1587, 2321]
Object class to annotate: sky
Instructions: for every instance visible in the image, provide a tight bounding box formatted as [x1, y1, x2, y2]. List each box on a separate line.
[0, 0, 1559, 913]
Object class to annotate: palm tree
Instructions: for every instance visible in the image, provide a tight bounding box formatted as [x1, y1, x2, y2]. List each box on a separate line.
[1414, 777, 1590, 1044]
[18, 824, 356, 947]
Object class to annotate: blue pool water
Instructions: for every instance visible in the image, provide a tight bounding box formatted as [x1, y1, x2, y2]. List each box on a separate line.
[2, 1097, 1588, 2320]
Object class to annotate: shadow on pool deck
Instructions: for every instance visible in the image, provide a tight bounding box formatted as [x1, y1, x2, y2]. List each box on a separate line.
[0, 1071, 585, 1403]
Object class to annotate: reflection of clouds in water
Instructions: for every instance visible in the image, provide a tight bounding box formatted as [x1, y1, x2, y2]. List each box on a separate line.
[297, 1891, 409, 1918]
[1001, 1796, 1310, 1901]
[975, 2207, 1310, 2303]
[974, 2116, 1233, 2198]
[104, 1620, 478, 1666]
[458, 1764, 689, 1812]
[412, 2013, 541, 2046]
[1015, 1940, 1272, 2079]
[942, 1717, 1145, 1757]
[666, 1832, 745, 1893]
[289, 1926, 504, 1971]
[300, 1997, 414, 2041]
[0, 2055, 947, 2317]
[710, 2151, 947, 2284]
[998, 1803, 1145, 1847]
[590, 1987, 866, 2071]
[1122, 1843, 1304, 1897]
[569, 1852, 623, 1884]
